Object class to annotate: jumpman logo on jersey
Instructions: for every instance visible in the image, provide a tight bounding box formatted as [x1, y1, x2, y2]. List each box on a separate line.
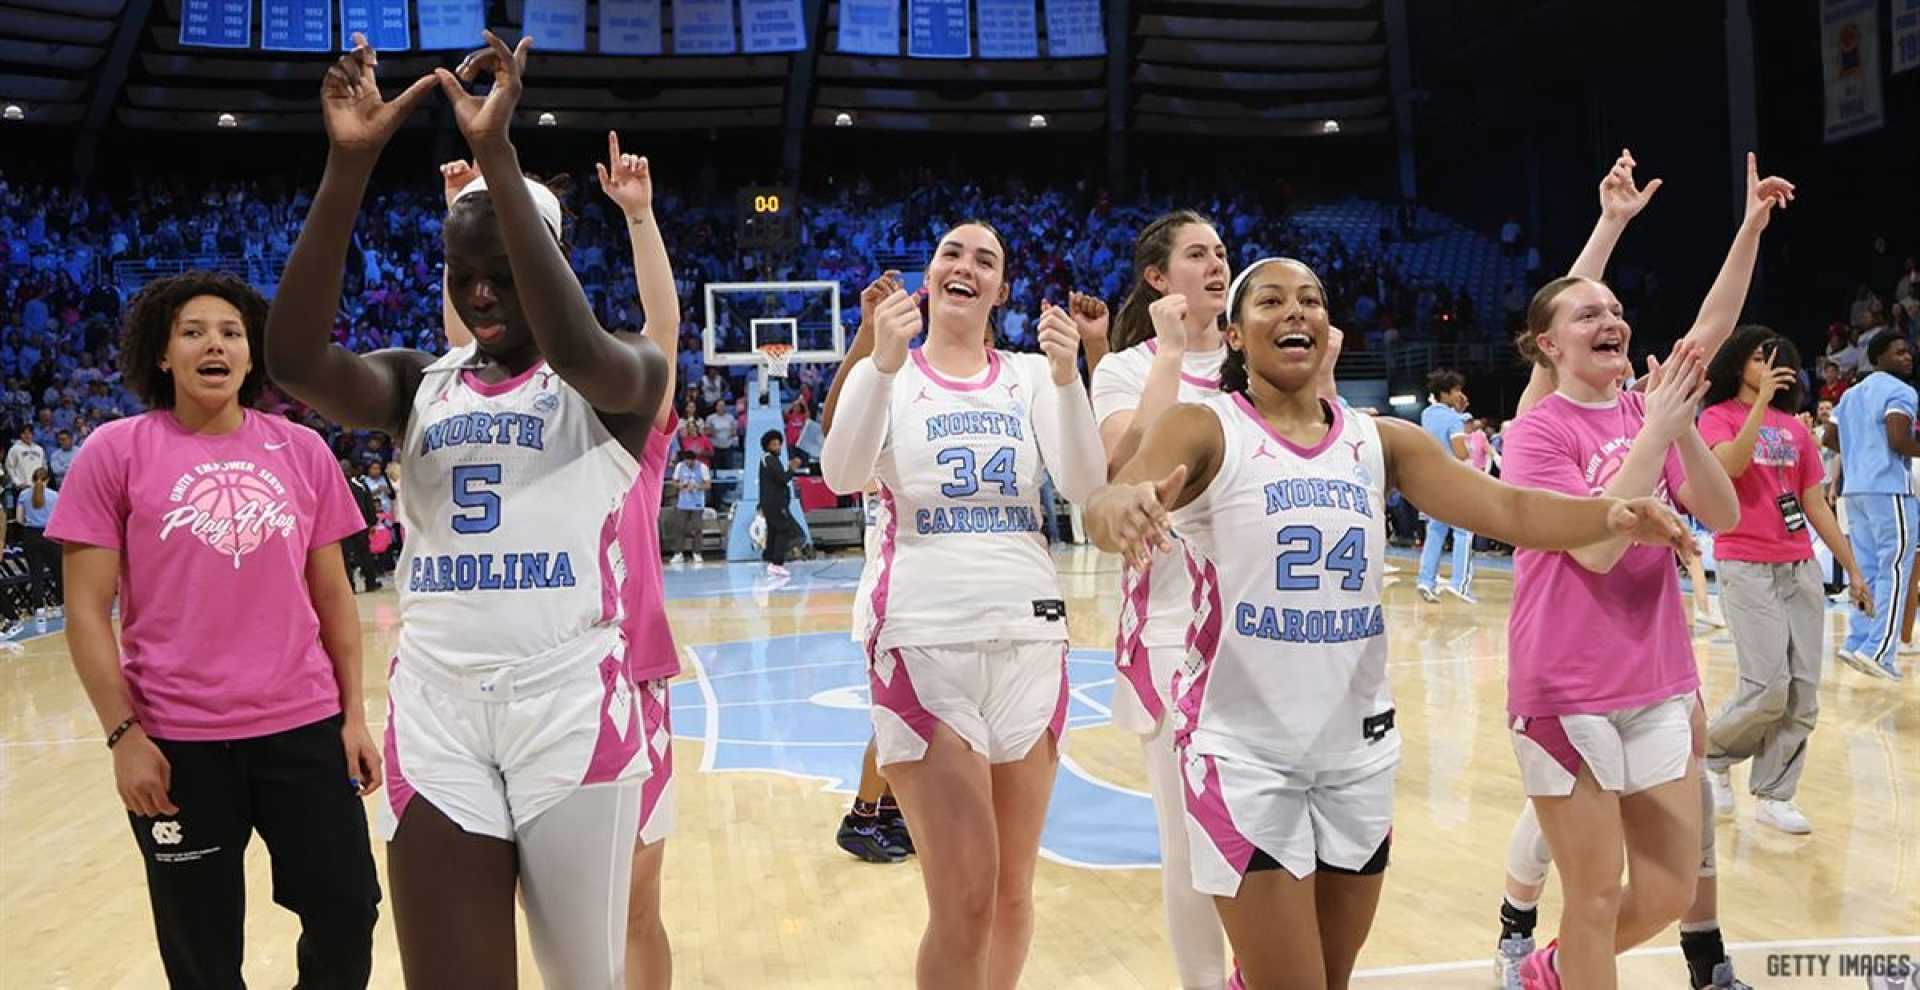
[1252, 441, 1276, 460]
[912, 387, 933, 404]
[1346, 440, 1365, 462]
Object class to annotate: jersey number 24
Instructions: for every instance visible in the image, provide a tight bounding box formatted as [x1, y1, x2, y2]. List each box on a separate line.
[1275, 525, 1366, 591]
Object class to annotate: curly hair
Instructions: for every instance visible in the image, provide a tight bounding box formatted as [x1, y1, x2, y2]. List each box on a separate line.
[119, 270, 271, 410]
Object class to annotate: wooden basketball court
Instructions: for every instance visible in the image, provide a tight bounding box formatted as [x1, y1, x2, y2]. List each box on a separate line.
[2, 547, 1914, 988]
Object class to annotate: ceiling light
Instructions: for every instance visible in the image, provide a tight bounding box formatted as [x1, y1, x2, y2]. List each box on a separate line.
[834, 111, 853, 127]
[538, 112, 557, 126]
[1028, 113, 1048, 129]
[216, 112, 237, 128]
[2, 105, 23, 121]
[1388, 394, 1417, 407]
[1322, 119, 1340, 134]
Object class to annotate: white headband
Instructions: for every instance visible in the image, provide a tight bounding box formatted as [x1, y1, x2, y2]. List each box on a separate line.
[452, 174, 564, 244]
[1225, 256, 1325, 322]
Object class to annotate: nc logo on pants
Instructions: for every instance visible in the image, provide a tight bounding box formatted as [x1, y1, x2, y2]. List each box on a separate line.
[151, 821, 183, 846]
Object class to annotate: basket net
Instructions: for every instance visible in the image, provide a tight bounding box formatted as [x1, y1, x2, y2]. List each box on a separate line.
[756, 343, 794, 379]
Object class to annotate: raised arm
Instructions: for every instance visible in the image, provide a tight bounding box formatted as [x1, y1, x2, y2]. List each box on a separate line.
[1032, 303, 1107, 503]
[595, 131, 681, 430]
[1098, 294, 1191, 479]
[820, 289, 920, 493]
[1069, 291, 1111, 379]
[1711, 356, 1797, 478]
[1086, 402, 1224, 566]
[265, 35, 438, 433]
[1516, 150, 1665, 418]
[440, 159, 480, 349]
[1381, 418, 1692, 557]
[1675, 153, 1795, 362]
[821, 270, 898, 435]
[437, 32, 667, 417]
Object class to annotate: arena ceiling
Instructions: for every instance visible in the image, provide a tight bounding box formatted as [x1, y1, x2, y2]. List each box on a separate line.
[0, 0, 1392, 137]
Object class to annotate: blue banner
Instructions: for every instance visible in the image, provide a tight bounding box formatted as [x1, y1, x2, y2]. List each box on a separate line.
[340, 0, 410, 50]
[741, 0, 806, 52]
[1043, 0, 1101, 57]
[975, 0, 1035, 57]
[907, 0, 968, 57]
[262, 0, 331, 51]
[837, 0, 898, 54]
[673, 0, 738, 54]
[600, 0, 664, 54]
[179, 0, 250, 47]
[416, 0, 483, 49]
[524, 0, 588, 52]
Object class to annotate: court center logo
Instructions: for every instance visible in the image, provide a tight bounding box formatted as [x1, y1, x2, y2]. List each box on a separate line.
[159, 460, 298, 568]
[676, 631, 1162, 869]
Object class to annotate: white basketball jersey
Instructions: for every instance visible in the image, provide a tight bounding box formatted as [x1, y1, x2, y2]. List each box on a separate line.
[397, 347, 642, 674]
[851, 490, 882, 644]
[1170, 393, 1398, 772]
[1091, 342, 1227, 655]
[864, 349, 1071, 652]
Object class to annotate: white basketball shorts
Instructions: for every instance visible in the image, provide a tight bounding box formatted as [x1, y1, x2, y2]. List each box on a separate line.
[868, 639, 1068, 767]
[1510, 692, 1694, 798]
[1181, 749, 1397, 894]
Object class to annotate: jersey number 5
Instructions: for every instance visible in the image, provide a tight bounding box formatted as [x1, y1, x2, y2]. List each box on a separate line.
[452, 464, 502, 534]
[1274, 525, 1366, 592]
[937, 446, 1019, 498]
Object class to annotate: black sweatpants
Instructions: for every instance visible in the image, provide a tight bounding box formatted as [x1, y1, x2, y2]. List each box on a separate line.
[129, 714, 381, 989]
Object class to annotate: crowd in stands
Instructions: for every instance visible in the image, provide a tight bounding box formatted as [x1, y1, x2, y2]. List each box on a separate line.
[7, 163, 1909, 577]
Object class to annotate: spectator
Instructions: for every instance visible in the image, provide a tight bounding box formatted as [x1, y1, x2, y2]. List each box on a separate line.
[676, 419, 715, 463]
[704, 401, 739, 468]
[1818, 359, 1850, 406]
[48, 430, 77, 486]
[668, 449, 711, 565]
[16, 466, 60, 626]
[6, 425, 44, 490]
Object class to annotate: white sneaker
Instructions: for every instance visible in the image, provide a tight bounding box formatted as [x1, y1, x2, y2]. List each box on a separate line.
[1416, 585, 1439, 603]
[1838, 649, 1882, 677]
[1700, 603, 1726, 628]
[1493, 935, 1533, 990]
[1441, 584, 1478, 605]
[1900, 639, 1920, 656]
[1755, 798, 1812, 835]
[670, 553, 685, 565]
[1708, 768, 1735, 815]
[692, 552, 705, 563]
[767, 563, 790, 577]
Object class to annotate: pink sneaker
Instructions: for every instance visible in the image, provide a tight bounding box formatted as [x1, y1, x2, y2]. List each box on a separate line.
[1517, 939, 1561, 990]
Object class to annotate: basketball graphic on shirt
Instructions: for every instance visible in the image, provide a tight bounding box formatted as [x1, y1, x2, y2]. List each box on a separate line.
[159, 462, 299, 568]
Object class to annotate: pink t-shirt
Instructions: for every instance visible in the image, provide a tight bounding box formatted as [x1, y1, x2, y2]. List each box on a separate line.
[47, 410, 366, 740]
[1467, 430, 1492, 472]
[622, 415, 682, 682]
[1696, 399, 1823, 563]
[1500, 391, 1699, 717]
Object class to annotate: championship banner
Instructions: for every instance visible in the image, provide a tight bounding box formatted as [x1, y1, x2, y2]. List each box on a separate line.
[837, 0, 900, 55]
[908, 0, 969, 58]
[1820, 0, 1883, 142]
[1892, 0, 1920, 74]
[674, 0, 739, 54]
[262, 0, 331, 52]
[600, 0, 664, 55]
[524, 0, 589, 52]
[1044, 0, 1102, 57]
[340, 0, 410, 50]
[741, 0, 808, 53]
[180, 0, 250, 47]
[417, 0, 483, 49]
[976, 0, 1037, 58]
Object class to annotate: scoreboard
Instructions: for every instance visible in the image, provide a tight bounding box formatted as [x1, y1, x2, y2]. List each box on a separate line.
[738, 186, 798, 251]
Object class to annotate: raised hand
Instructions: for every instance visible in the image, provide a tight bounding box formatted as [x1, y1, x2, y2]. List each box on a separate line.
[1642, 339, 1709, 444]
[1742, 152, 1795, 232]
[435, 30, 532, 150]
[594, 131, 653, 216]
[859, 270, 904, 330]
[1147, 293, 1189, 354]
[440, 159, 479, 206]
[1599, 147, 1662, 222]
[869, 289, 923, 374]
[1606, 496, 1695, 559]
[321, 32, 438, 155]
[1108, 465, 1188, 569]
[1067, 291, 1109, 347]
[1754, 346, 1799, 406]
[1036, 301, 1084, 386]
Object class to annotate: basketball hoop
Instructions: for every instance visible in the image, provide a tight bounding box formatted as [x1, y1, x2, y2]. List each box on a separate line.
[756, 343, 794, 379]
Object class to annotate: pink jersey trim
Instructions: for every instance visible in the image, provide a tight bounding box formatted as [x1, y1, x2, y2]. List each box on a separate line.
[911, 347, 1003, 392]
[1114, 563, 1165, 723]
[864, 486, 901, 657]
[1047, 645, 1071, 743]
[1174, 551, 1224, 752]
[1231, 392, 1345, 460]
[1144, 340, 1225, 390]
[1517, 714, 1584, 779]
[381, 657, 417, 826]
[460, 359, 550, 397]
[582, 654, 645, 785]
[637, 679, 673, 837]
[1187, 753, 1257, 882]
[870, 648, 942, 746]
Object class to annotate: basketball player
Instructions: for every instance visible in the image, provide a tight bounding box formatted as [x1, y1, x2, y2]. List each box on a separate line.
[820, 221, 1107, 989]
[266, 34, 675, 987]
[1415, 369, 1477, 604]
[1091, 211, 1236, 989]
[53, 271, 380, 987]
[823, 269, 915, 864]
[1085, 256, 1692, 990]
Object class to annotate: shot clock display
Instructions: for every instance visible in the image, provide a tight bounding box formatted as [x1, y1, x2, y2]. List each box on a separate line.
[739, 186, 798, 250]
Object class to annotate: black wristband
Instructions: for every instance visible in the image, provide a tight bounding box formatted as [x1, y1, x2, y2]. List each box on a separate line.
[106, 716, 138, 749]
